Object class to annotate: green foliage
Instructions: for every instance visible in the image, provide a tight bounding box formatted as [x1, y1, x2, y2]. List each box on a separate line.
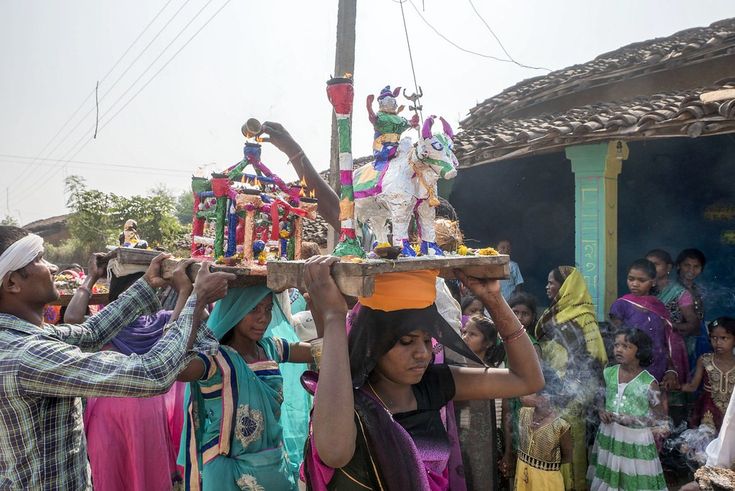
[44, 237, 95, 267]
[63, 175, 188, 254]
[175, 190, 194, 225]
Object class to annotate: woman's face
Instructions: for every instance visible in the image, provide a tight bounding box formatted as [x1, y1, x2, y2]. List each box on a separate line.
[678, 257, 703, 284]
[463, 299, 483, 317]
[546, 271, 562, 300]
[511, 303, 535, 329]
[375, 330, 433, 385]
[234, 295, 273, 342]
[462, 324, 491, 358]
[646, 255, 671, 281]
[626, 268, 655, 297]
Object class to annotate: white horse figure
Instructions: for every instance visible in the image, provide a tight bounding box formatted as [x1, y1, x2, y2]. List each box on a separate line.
[352, 116, 458, 256]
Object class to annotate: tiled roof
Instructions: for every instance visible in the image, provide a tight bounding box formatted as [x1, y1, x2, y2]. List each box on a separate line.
[461, 18, 735, 129]
[455, 80, 735, 166]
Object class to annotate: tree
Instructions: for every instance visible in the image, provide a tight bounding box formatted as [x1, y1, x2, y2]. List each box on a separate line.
[175, 190, 194, 225]
[52, 175, 189, 265]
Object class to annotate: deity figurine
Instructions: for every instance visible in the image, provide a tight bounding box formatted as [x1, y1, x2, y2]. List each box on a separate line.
[367, 86, 419, 171]
[119, 219, 148, 249]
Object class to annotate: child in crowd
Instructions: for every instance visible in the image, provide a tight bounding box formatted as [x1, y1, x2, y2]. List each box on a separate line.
[609, 259, 681, 386]
[588, 328, 668, 490]
[513, 366, 572, 491]
[500, 293, 542, 480]
[679, 317, 735, 432]
[455, 315, 506, 489]
[460, 294, 483, 326]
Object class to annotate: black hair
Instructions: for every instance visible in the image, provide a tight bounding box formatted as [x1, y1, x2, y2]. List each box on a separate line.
[508, 292, 538, 325]
[107, 271, 145, 302]
[627, 258, 657, 279]
[645, 249, 673, 266]
[550, 267, 566, 285]
[614, 327, 653, 367]
[465, 314, 505, 366]
[465, 314, 497, 343]
[435, 197, 457, 221]
[708, 317, 735, 337]
[676, 248, 706, 270]
[0, 226, 29, 257]
[460, 295, 481, 315]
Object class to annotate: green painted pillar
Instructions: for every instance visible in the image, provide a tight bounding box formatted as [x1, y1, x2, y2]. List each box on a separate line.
[566, 141, 628, 320]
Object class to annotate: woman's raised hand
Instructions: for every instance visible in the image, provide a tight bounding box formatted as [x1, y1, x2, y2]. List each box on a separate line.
[454, 269, 501, 303]
[303, 255, 347, 322]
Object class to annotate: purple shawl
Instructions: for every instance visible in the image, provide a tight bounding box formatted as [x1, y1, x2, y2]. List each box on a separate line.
[110, 311, 172, 355]
[619, 295, 689, 384]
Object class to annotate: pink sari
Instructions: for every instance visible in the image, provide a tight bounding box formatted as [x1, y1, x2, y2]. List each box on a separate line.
[84, 394, 177, 491]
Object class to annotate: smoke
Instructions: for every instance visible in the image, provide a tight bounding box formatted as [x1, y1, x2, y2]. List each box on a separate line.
[664, 422, 717, 470]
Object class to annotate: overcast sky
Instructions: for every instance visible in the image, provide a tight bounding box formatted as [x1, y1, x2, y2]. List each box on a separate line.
[1, 1, 732, 225]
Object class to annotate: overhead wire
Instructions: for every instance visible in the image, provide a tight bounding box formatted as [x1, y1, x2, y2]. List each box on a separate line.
[0, 154, 189, 176]
[11, 0, 233, 201]
[400, 0, 550, 70]
[398, 0, 423, 126]
[466, 0, 550, 71]
[44, 0, 219, 178]
[11, 0, 180, 193]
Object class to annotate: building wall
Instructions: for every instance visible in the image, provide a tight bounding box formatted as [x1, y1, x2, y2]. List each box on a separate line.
[450, 152, 575, 305]
[618, 135, 735, 319]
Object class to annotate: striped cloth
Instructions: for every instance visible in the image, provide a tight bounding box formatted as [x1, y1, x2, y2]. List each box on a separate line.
[0, 279, 200, 490]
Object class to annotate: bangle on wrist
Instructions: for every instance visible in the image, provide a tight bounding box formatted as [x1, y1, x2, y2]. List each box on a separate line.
[500, 326, 526, 344]
[287, 149, 304, 164]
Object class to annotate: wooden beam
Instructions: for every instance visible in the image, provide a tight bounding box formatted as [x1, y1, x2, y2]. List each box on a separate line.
[267, 255, 509, 296]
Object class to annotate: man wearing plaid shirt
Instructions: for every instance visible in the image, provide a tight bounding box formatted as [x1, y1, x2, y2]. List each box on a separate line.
[0, 226, 234, 490]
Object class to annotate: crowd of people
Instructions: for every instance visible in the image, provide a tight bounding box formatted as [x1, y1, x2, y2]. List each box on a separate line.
[0, 122, 732, 491]
[456, 245, 734, 490]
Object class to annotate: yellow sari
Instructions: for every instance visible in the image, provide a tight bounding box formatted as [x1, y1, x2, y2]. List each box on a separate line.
[535, 267, 607, 490]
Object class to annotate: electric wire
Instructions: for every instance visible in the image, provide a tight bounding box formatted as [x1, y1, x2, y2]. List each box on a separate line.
[466, 0, 550, 71]
[12, 0, 233, 202]
[398, 0, 424, 126]
[401, 0, 550, 69]
[0, 154, 189, 176]
[44, 0, 218, 180]
[11, 0, 180, 193]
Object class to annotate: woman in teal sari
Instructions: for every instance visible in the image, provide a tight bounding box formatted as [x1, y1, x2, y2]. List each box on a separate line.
[177, 285, 316, 491]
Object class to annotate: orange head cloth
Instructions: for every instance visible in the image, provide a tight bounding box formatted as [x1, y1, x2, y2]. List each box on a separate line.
[358, 269, 439, 312]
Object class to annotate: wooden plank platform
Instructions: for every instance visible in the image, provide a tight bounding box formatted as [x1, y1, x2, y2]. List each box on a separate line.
[49, 293, 109, 307]
[113, 248, 266, 288]
[267, 255, 510, 297]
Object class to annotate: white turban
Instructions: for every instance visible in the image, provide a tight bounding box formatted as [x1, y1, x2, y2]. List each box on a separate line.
[0, 234, 44, 287]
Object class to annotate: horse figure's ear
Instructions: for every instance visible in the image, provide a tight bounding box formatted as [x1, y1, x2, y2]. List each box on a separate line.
[422, 116, 436, 140]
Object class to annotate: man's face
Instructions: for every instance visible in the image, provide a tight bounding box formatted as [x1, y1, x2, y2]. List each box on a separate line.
[10, 252, 60, 305]
[497, 241, 511, 255]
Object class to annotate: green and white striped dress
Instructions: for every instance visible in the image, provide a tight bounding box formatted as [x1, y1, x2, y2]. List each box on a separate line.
[587, 365, 667, 491]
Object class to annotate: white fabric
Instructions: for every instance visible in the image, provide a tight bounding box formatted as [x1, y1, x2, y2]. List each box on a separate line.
[0, 234, 44, 287]
[706, 384, 735, 467]
[107, 258, 148, 279]
[292, 310, 317, 342]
